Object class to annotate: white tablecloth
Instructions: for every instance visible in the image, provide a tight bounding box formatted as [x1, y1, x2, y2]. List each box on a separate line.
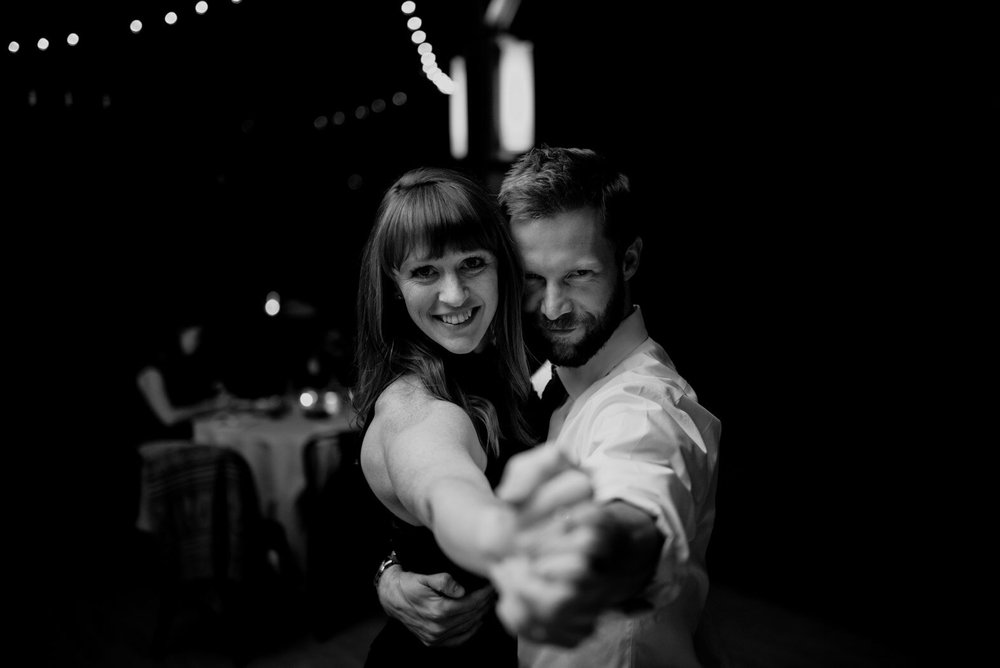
[138, 401, 357, 574]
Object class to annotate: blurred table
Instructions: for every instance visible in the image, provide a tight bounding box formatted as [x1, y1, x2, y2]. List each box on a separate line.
[138, 394, 358, 575]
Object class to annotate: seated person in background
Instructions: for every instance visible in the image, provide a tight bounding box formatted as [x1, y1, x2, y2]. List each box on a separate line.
[305, 324, 354, 391]
[134, 317, 251, 445]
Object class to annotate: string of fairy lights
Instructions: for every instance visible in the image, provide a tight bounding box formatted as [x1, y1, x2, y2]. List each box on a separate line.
[7, 1, 456, 133]
[6, 1, 239, 54]
[400, 1, 455, 95]
[310, 2, 453, 132]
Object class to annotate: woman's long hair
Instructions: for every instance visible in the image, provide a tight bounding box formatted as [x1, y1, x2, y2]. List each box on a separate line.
[353, 167, 535, 455]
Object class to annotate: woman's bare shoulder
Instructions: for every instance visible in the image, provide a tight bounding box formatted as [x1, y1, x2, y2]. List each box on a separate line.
[376, 374, 434, 411]
[372, 375, 471, 439]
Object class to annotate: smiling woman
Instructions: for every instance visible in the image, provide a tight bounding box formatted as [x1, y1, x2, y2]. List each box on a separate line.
[349, 166, 546, 667]
[394, 247, 499, 355]
[354, 166, 536, 459]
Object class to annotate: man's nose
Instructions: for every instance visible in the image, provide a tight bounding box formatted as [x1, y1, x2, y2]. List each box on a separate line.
[438, 272, 468, 306]
[541, 284, 571, 320]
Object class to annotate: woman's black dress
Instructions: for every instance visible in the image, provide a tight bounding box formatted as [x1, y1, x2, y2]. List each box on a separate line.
[364, 350, 535, 668]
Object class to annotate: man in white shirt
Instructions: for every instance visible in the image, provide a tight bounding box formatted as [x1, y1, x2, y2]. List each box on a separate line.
[375, 146, 721, 667]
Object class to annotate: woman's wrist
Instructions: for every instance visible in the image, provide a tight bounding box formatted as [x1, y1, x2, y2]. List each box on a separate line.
[477, 504, 518, 566]
[374, 550, 401, 592]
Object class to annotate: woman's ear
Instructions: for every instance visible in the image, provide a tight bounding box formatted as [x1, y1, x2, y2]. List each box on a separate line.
[622, 237, 643, 281]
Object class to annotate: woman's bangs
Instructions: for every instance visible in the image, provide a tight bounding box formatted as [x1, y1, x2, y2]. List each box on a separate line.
[384, 188, 495, 268]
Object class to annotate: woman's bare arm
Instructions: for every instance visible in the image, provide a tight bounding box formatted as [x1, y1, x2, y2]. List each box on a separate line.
[364, 378, 517, 577]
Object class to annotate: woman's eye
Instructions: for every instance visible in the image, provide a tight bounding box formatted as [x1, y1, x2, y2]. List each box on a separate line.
[462, 257, 487, 271]
[412, 266, 437, 279]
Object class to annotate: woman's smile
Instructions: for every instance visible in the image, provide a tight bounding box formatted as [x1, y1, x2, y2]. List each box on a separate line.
[434, 306, 479, 326]
[396, 248, 499, 354]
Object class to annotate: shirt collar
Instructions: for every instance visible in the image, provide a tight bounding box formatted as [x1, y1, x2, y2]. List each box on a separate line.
[555, 305, 649, 400]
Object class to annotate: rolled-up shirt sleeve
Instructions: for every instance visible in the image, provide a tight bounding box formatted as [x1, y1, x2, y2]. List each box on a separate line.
[566, 382, 717, 609]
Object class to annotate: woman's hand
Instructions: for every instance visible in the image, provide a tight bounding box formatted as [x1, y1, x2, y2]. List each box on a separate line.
[489, 444, 601, 646]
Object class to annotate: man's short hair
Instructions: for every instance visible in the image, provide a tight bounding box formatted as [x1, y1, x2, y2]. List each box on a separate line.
[498, 145, 638, 259]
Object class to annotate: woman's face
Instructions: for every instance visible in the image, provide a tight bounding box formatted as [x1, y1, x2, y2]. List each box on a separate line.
[394, 245, 499, 355]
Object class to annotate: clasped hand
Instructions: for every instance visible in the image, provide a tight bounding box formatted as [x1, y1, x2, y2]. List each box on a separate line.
[489, 445, 620, 647]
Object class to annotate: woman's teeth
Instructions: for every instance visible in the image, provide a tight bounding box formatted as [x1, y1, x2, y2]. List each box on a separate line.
[439, 309, 473, 325]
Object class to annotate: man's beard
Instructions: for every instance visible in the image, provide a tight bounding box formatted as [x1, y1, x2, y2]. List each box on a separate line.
[528, 270, 626, 368]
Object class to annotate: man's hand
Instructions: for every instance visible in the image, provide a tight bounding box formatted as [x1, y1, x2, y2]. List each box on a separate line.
[377, 565, 495, 647]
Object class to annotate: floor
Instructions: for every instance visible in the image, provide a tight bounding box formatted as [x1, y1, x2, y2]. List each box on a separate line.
[32, 529, 921, 668]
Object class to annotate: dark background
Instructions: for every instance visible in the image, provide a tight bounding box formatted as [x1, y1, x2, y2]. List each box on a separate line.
[3, 1, 991, 663]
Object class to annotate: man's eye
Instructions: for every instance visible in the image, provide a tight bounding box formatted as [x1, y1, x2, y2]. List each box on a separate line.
[568, 270, 592, 279]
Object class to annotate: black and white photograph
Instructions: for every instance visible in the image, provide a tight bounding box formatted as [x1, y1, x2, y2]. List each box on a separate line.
[4, 1, 988, 666]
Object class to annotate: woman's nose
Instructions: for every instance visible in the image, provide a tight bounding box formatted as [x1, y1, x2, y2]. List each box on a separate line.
[438, 272, 468, 306]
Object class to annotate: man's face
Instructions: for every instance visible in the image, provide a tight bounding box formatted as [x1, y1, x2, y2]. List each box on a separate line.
[512, 207, 625, 367]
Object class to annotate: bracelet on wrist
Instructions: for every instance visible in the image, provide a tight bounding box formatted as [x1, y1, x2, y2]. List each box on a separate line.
[373, 550, 400, 590]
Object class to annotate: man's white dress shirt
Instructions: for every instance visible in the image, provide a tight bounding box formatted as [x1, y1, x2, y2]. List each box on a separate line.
[522, 306, 721, 668]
